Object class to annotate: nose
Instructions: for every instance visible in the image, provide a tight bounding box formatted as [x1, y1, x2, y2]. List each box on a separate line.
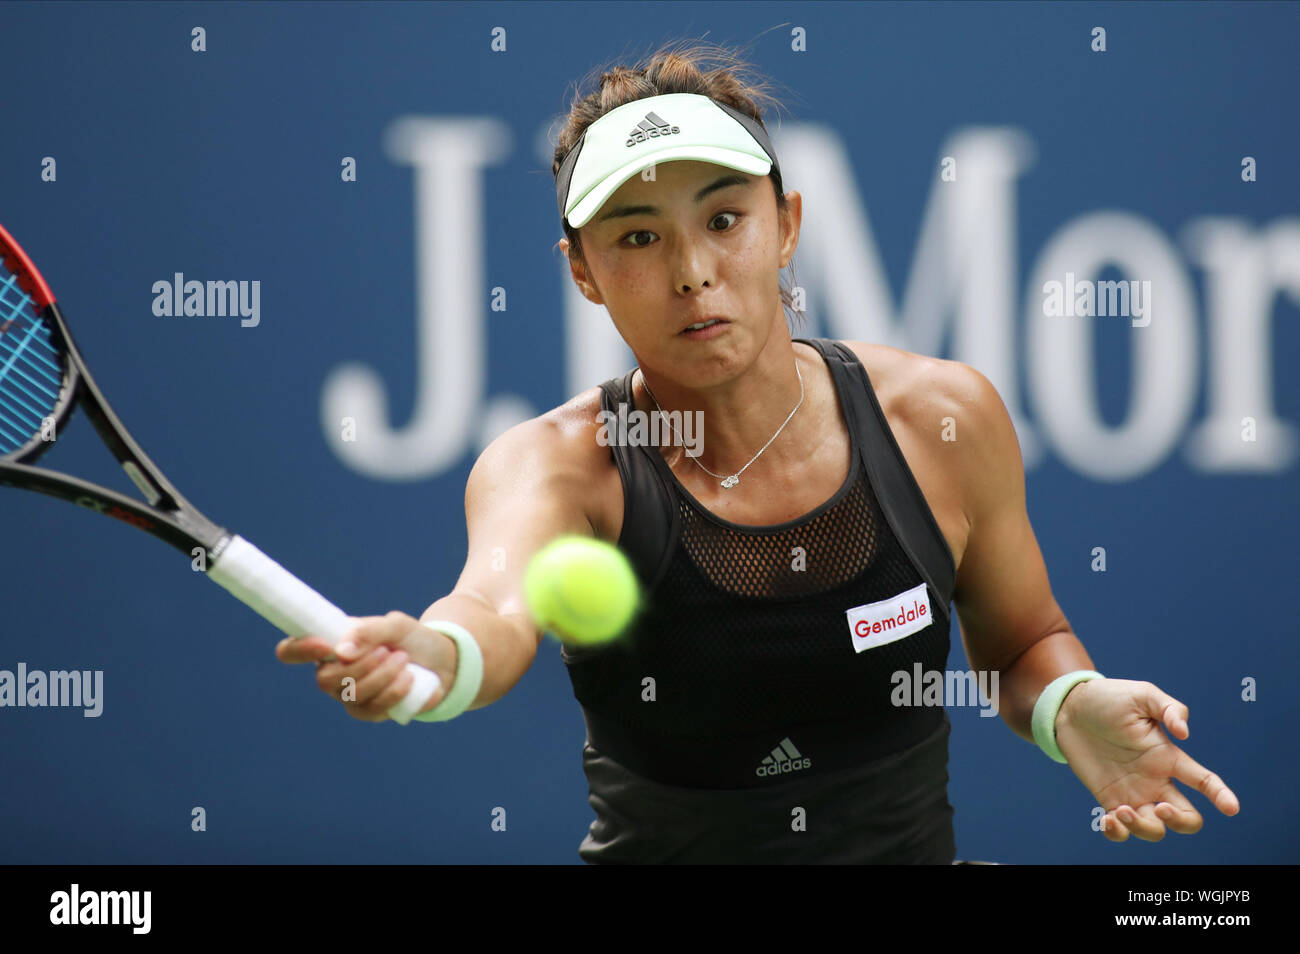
[672, 233, 713, 294]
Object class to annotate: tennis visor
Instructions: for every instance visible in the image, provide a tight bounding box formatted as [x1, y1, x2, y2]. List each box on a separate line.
[556, 92, 782, 229]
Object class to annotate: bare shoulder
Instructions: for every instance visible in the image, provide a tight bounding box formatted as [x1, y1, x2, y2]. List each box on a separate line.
[837, 341, 1022, 559]
[836, 341, 992, 422]
[472, 386, 606, 466]
[837, 341, 1015, 454]
[467, 385, 622, 540]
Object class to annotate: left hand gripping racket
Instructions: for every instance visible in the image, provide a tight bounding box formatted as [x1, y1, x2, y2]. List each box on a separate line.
[0, 223, 440, 724]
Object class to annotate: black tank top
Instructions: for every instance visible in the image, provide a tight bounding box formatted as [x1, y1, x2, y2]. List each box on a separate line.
[563, 338, 959, 863]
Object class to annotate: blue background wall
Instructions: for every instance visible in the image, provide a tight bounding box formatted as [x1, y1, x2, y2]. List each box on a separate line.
[1, 1, 1295, 863]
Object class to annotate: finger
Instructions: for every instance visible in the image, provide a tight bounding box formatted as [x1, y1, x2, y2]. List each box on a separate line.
[1170, 749, 1241, 816]
[1162, 703, 1189, 739]
[1139, 682, 1190, 739]
[366, 663, 422, 717]
[1102, 812, 1131, 843]
[1153, 798, 1204, 835]
[329, 615, 391, 661]
[1115, 803, 1167, 842]
[334, 613, 412, 661]
[350, 649, 412, 708]
[276, 635, 337, 664]
[315, 646, 394, 696]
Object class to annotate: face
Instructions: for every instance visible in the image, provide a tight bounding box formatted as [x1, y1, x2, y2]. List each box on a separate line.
[561, 159, 801, 387]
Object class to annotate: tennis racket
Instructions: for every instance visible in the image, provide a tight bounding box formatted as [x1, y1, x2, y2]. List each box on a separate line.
[0, 222, 440, 724]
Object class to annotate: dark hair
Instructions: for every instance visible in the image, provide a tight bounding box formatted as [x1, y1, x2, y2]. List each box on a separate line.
[551, 39, 804, 328]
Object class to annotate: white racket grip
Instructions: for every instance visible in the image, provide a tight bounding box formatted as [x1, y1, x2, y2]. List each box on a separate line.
[207, 535, 441, 725]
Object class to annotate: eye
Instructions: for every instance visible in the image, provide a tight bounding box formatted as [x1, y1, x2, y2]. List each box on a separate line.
[621, 229, 657, 248]
[710, 211, 741, 230]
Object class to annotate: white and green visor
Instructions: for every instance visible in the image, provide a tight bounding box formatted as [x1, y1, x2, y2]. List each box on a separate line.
[556, 92, 782, 229]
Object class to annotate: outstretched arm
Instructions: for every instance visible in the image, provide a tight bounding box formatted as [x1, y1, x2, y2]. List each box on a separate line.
[276, 407, 601, 720]
[943, 362, 1239, 842]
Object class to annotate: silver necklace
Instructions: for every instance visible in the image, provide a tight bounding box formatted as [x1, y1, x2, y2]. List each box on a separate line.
[638, 361, 805, 489]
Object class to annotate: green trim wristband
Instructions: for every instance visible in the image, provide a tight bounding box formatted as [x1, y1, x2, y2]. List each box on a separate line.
[1031, 670, 1105, 763]
[412, 620, 484, 723]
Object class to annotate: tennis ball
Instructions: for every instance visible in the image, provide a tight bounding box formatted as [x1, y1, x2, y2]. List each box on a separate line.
[524, 536, 639, 646]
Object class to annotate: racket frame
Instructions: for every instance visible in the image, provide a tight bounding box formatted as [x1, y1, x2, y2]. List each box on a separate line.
[0, 223, 442, 724]
[0, 287, 229, 557]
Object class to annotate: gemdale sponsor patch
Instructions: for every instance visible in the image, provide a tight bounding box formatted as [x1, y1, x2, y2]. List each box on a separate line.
[845, 582, 932, 652]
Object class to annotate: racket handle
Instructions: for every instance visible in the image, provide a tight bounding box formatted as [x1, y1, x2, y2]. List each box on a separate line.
[206, 535, 441, 725]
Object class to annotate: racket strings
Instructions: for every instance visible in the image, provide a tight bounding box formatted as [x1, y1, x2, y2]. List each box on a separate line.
[0, 269, 64, 455]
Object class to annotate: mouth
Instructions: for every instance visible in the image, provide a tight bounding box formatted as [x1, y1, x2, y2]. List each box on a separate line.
[679, 317, 728, 334]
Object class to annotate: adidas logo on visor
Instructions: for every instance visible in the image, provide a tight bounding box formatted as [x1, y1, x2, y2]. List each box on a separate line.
[626, 110, 681, 147]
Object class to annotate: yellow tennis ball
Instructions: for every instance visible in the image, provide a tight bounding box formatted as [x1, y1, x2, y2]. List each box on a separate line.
[524, 536, 639, 646]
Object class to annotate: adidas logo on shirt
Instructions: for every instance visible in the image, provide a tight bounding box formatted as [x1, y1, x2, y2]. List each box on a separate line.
[755, 737, 812, 778]
[626, 110, 681, 147]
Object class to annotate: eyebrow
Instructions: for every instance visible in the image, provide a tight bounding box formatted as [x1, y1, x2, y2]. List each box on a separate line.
[595, 172, 753, 223]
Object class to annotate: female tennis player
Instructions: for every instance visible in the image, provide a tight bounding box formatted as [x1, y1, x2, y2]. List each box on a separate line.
[276, 42, 1239, 863]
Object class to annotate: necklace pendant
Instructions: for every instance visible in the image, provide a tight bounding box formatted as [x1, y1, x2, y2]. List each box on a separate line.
[721, 475, 739, 489]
